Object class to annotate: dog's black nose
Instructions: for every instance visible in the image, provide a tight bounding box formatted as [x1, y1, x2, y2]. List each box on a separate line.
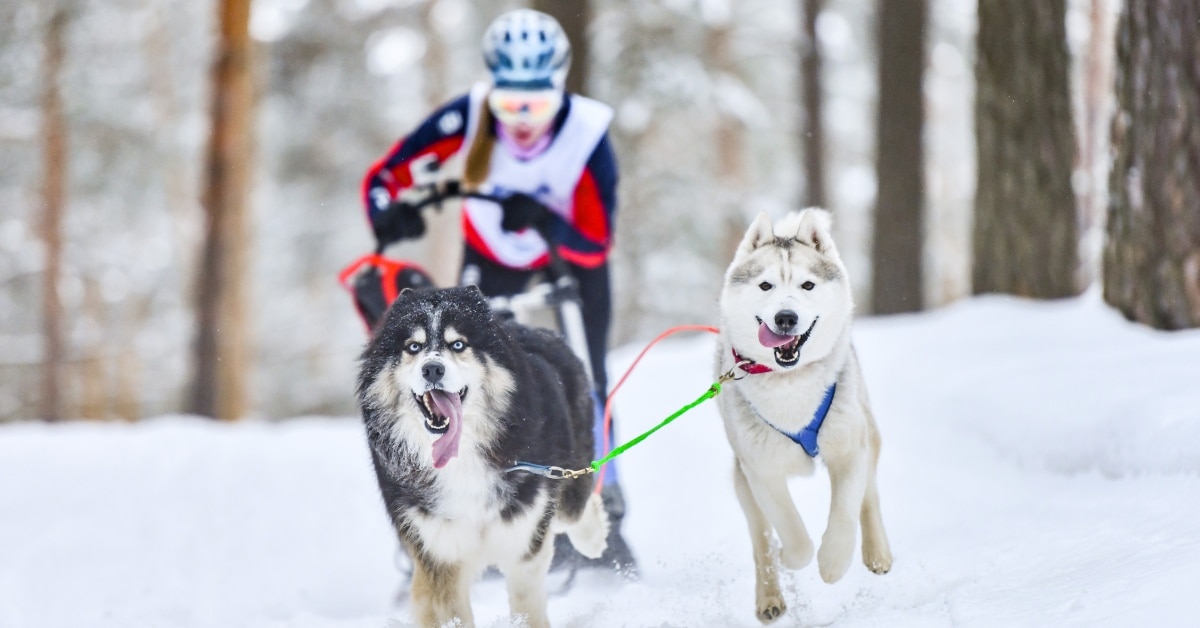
[775, 310, 798, 332]
[421, 361, 445, 384]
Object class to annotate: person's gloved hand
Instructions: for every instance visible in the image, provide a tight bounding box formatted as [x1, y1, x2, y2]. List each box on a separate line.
[373, 200, 425, 245]
[499, 192, 551, 232]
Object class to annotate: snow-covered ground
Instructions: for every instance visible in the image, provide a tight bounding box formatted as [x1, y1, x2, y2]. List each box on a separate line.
[3, 293, 1199, 628]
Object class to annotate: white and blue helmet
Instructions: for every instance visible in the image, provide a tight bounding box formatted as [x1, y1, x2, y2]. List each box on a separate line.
[481, 9, 571, 90]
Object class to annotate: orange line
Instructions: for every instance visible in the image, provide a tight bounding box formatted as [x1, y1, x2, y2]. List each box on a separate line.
[594, 325, 719, 494]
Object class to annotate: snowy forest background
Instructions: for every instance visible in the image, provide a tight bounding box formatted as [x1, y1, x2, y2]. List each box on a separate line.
[1, 0, 1196, 423]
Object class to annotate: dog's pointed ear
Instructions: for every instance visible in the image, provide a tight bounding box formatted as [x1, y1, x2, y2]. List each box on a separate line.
[463, 284, 486, 301]
[737, 212, 775, 255]
[794, 207, 836, 254]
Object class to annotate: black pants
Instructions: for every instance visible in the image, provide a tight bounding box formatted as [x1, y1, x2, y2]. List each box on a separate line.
[460, 247, 612, 395]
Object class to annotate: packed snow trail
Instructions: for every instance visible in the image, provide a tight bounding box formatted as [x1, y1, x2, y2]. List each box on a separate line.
[2, 294, 1198, 627]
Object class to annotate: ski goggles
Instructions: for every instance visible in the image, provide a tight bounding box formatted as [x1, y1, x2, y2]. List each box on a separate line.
[487, 88, 563, 127]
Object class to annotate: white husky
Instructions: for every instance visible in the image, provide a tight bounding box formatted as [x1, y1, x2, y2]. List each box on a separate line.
[714, 209, 892, 623]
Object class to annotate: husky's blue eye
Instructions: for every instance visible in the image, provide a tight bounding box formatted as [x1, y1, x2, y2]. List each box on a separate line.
[450, 340, 467, 352]
[405, 342, 422, 354]
[758, 282, 773, 291]
[801, 281, 815, 291]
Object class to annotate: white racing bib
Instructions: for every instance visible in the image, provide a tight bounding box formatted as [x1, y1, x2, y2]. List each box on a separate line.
[462, 82, 613, 268]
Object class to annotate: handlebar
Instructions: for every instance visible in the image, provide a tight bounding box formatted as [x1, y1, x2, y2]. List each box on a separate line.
[379, 180, 569, 279]
[370, 180, 592, 382]
[401, 180, 493, 214]
[373, 181, 492, 255]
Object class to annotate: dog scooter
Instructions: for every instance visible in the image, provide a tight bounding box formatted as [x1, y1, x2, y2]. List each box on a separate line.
[338, 180, 594, 387]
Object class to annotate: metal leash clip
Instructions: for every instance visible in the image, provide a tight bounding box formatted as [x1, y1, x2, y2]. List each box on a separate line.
[506, 462, 594, 480]
[548, 466, 593, 480]
[719, 360, 753, 383]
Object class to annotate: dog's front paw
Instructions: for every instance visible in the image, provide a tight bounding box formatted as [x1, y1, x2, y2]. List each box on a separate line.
[566, 492, 609, 559]
[778, 536, 814, 570]
[817, 529, 855, 583]
[862, 544, 893, 575]
[755, 593, 786, 624]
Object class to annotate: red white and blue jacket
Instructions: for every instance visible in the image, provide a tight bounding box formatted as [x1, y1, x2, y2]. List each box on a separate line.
[362, 84, 618, 270]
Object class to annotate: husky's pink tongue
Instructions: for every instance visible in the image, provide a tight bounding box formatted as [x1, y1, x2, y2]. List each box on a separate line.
[759, 322, 796, 348]
[428, 390, 463, 469]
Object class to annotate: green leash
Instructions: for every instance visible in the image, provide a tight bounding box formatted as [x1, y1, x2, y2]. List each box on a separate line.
[506, 362, 748, 480]
[588, 382, 721, 471]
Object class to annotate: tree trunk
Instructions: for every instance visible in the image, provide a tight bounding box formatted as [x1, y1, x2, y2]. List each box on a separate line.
[1104, 1, 1200, 329]
[871, 0, 927, 314]
[418, 0, 461, 288]
[189, 0, 255, 420]
[800, 0, 825, 208]
[533, 0, 591, 96]
[704, 11, 750, 268]
[973, 0, 1079, 299]
[1076, 0, 1117, 288]
[39, 4, 68, 422]
[80, 278, 106, 419]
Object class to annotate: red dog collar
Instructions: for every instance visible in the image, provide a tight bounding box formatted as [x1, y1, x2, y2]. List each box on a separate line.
[731, 348, 773, 374]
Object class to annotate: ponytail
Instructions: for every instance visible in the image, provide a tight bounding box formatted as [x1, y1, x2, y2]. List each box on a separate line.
[463, 93, 495, 191]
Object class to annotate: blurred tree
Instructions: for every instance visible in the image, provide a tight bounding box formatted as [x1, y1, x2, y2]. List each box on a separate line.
[532, 0, 591, 96]
[1104, 1, 1200, 329]
[706, 9, 750, 264]
[190, 0, 255, 420]
[800, 0, 825, 208]
[419, 0, 464, 288]
[38, 2, 69, 422]
[871, 0, 927, 314]
[1076, 0, 1117, 288]
[973, 0, 1079, 299]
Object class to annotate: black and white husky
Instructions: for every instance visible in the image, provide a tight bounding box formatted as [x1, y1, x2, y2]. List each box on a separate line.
[715, 210, 893, 623]
[357, 286, 608, 628]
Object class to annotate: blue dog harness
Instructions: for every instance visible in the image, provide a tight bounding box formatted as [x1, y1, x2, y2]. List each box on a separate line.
[757, 382, 837, 457]
[731, 348, 837, 457]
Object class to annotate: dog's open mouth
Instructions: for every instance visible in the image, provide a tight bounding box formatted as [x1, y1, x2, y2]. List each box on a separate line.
[757, 317, 818, 367]
[413, 387, 467, 469]
[414, 387, 467, 433]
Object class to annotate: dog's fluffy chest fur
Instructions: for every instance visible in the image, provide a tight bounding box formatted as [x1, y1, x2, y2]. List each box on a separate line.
[421, 448, 504, 517]
[715, 320, 866, 476]
[376, 435, 549, 564]
[720, 375, 828, 475]
[411, 463, 549, 565]
[732, 371, 836, 431]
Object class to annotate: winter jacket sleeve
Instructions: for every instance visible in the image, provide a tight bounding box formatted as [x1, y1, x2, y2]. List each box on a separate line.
[360, 94, 471, 225]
